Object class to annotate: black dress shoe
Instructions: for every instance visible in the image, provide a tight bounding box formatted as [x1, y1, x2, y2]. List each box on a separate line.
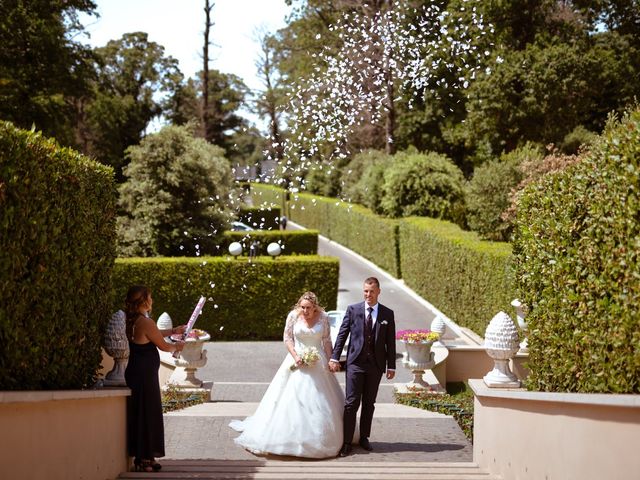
[339, 444, 352, 457]
[359, 438, 373, 451]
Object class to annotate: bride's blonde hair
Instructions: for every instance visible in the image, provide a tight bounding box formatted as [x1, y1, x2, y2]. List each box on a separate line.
[294, 291, 325, 313]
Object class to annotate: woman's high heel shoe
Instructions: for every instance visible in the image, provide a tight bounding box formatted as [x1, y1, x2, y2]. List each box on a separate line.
[133, 458, 154, 472]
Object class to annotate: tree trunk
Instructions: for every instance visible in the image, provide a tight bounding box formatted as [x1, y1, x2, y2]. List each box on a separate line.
[202, 0, 213, 140]
[384, 61, 396, 155]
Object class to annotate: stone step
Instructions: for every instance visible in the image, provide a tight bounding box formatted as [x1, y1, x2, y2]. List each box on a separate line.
[118, 460, 500, 479]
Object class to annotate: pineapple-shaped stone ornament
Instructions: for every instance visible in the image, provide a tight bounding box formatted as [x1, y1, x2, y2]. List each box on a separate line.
[483, 311, 521, 388]
[103, 310, 129, 386]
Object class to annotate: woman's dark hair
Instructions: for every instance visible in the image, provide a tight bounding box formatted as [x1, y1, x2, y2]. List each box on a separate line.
[124, 285, 151, 339]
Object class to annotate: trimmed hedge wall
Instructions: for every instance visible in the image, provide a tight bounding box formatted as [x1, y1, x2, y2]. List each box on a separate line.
[237, 206, 282, 230]
[250, 183, 287, 213]
[287, 192, 401, 277]
[223, 229, 318, 255]
[0, 122, 117, 390]
[399, 217, 514, 335]
[514, 109, 640, 393]
[112, 255, 339, 340]
[249, 183, 516, 336]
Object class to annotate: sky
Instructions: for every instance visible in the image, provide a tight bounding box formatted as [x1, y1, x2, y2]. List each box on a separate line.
[79, 0, 292, 127]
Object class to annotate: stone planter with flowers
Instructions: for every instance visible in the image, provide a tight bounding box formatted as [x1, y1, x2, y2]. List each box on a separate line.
[397, 329, 440, 391]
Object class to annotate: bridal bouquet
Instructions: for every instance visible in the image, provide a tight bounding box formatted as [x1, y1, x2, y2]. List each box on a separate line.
[290, 346, 321, 371]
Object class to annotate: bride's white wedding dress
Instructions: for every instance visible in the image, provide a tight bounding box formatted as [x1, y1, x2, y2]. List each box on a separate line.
[229, 310, 344, 458]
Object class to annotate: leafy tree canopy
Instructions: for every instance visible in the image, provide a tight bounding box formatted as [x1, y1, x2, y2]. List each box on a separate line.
[80, 32, 183, 181]
[117, 124, 234, 257]
[0, 0, 96, 144]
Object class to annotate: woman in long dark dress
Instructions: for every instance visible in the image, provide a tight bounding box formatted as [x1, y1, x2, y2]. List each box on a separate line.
[124, 286, 185, 472]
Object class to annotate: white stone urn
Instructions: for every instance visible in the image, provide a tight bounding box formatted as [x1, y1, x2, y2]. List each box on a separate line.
[173, 331, 211, 388]
[483, 311, 520, 388]
[401, 340, 436, 390]
[103, 310, 129, 387]
[511, 299, 528, 353]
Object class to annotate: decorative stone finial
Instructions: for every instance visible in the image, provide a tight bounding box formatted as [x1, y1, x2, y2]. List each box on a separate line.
[483, 311, 520, 388]
[103, 310, 129, 387]
[157, 312, 173, 339]
[430, 315, 446, 345]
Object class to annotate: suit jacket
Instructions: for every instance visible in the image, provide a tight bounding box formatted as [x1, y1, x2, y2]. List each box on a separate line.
[331, 301, 396, 372]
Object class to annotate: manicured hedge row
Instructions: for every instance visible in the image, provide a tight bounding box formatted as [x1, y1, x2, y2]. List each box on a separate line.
[237, 206, 282, 230]
[223, 229, 318, 255]
[249, 183, 287, 212]
[515, 108, 640, 393]
[288, 192, 401, 277]
[399, 218, 513, 336]
[250, 183, 514, 336]
[112, 255, 339, 340]
[0, 122, 117, 390]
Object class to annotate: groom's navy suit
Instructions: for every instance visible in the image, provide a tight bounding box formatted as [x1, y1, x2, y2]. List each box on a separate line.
[331, 301, 396, 445]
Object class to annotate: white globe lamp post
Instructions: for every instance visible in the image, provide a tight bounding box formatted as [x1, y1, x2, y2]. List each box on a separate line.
[228, 241, 243, 259]
[267, 242, 282, 259]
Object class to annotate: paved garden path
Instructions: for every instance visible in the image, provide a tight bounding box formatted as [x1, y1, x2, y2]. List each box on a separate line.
[128, 223, 492, 478]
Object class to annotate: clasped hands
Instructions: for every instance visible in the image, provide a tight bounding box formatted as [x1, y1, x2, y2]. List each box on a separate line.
[328, 360, 395, 379]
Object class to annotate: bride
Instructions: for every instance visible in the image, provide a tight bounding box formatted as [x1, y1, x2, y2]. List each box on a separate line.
[229, 291, 344, 458]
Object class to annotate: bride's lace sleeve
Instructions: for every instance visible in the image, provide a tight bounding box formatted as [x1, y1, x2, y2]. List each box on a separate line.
[321, 312, 333, 356]
[283, 310, 296, 349]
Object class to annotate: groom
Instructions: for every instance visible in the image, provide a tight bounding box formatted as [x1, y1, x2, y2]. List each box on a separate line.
[329, 277, 396, 456]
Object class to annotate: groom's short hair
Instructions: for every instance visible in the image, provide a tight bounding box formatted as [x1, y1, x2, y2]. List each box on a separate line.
[364, 277, 380, 288]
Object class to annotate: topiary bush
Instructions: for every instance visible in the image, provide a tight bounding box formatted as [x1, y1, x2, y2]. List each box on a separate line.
[112, 255, 339, 340]
[380, 151, 466, 224]
[466, 143, 542, 241]
[0, 122, 117, 390]
[341, 149, 391, 210]
[514, 108, 640, 393]
[560, 125, 598, 155]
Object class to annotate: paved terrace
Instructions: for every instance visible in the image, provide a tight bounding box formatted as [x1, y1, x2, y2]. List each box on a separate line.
[120, 224, 493, 478]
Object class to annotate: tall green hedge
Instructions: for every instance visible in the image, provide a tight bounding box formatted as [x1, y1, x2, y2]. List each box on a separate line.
[399, 217, 514, 335]
[223, 229, 318, 256]
[514, 109, 640, 393]
[112, 255, 339, 340]
[0, 122, 117, 390]
[237, 206, 282, 230]
[250, 183, 516, 335]
[288, 192, 401, 277]
[250, 183, 287, 213]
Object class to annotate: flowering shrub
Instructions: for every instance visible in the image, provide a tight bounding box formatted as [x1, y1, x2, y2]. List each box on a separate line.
[396, 329, 439, 343]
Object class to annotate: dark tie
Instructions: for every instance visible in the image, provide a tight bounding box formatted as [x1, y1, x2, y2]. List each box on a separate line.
[364, 307, 374, 356]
